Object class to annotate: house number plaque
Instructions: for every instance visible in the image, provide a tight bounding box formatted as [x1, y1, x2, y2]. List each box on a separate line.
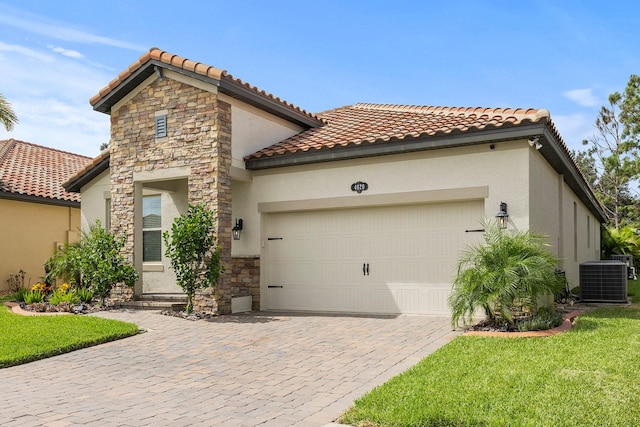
[351, 181, 368, 193]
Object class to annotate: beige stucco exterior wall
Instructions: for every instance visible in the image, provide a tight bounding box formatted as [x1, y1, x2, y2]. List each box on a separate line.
[232, 140, 532, 257]
[217, 93, 304, 170]
[561, 182, 601, 287]
[78, 169, 110, 231]
[0, 199, 80, 292]
[528, 149, 601, 286]
[529, 149, 562, 254]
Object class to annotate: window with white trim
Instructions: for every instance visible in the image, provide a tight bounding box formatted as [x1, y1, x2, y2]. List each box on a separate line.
[143, 195, 162, 262]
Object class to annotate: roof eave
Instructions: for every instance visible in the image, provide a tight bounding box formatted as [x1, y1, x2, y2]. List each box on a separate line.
[92, 61, 323, 128]
[245, 125, 543, 170]
[245, 123, 606, 223]
[64, 155, 110, 193]
[218, 78, 323, 128]
[0, 192, 80, 208]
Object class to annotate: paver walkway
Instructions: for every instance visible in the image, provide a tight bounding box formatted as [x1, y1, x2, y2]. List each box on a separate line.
[1, 310, 459, 426]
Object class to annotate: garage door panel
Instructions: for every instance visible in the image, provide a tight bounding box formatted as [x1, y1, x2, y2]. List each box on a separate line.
[265, 200, 484, 315]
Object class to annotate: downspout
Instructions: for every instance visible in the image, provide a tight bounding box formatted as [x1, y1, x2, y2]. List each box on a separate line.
[558, 174, 564, 267]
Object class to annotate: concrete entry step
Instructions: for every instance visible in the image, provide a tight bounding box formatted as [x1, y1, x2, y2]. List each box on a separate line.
[118, 293, 187, 311]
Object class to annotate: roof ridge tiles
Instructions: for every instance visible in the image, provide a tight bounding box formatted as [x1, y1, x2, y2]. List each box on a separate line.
[352, 103, 549, 121]
[91, 48, 321, 123]
[0, 138, 91, 160]
[0, 138, 17, 166]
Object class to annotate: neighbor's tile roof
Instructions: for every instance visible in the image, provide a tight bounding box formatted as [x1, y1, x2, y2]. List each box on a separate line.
[0, 139, 91, 203]
[90, 47, 323, 124]
[245, 103, 552, 159]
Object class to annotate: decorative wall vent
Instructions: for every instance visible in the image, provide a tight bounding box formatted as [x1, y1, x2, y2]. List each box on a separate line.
[155, 115, 167, 138]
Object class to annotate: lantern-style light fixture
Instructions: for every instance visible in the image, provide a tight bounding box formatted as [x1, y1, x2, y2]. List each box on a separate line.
[232, 218, 243, 240]
[495, 202, 508, 229]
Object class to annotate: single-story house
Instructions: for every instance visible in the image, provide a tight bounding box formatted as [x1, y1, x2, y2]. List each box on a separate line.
[0, 138, 90, 292]
[64, 48, 605, 315]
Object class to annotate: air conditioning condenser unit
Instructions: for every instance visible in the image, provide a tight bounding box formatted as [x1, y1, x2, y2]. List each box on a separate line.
[579, 261, 628, 303]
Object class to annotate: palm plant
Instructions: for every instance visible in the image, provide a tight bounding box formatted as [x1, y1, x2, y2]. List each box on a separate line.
[449, 221, 563, 328]
[602, 226, 640, 260]
[0, 92, 18, 131]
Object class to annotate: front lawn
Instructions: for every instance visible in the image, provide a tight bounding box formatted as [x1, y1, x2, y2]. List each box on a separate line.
[628, 278, 640, 303]
[339, 307, 640, 427]
[0, 303, 139, 368]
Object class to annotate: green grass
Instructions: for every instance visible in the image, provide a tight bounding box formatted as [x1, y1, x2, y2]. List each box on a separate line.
[0, 304, 139, 368]
[339, 307, 640, 427]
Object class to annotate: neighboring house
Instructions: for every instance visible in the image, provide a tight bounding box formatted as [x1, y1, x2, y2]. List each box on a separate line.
[0, 139, 90, 292]
[64, 48, 605, 315]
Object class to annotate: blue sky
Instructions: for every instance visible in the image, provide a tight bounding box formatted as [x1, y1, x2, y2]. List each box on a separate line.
[0, 0, 638, 157]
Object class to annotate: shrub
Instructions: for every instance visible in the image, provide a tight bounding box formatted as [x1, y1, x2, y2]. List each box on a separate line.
[49, 289, 80, 306]
[6, 270, 26, 293]
[11, 287, 28, 302]
[602, 226, 640, 268]
[516, 307, 564, 332]
[24, 290, 45, 304]
[75, 287, 94, 303]
[45, 221, 138, 299]
[449, 220, 563, 328]
[163, 204, 223, 314]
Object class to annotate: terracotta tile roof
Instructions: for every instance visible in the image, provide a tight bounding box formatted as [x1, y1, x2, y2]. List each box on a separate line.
[90, 48, 323, 126]
[245, 103, 552, 160]
[62, 148, 110, 193]
[0, 139, 91, 204]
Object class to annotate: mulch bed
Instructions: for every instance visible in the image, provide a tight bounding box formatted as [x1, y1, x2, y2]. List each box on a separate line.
[160, 310, 218, 321]
[463, 310, 581, 338]
[15, 300, 116, 315]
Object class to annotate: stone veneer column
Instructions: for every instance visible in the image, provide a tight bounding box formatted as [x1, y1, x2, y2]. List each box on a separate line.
[192, 99, 233, 314]
[108, 77, 232, 313]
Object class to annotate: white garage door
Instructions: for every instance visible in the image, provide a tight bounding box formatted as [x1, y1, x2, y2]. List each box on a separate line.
[264, 200, 484, 315]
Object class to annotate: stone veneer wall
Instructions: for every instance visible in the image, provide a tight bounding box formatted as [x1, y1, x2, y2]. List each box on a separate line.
[230, 256, 260, 310]
[108, 77, 233, 314]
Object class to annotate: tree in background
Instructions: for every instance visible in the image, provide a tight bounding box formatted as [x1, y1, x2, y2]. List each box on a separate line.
[0, 92, 18, 131]
[578, 74, 640, 228]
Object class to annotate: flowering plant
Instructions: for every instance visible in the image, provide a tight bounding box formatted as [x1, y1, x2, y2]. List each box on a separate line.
[31, 282, 50, 293]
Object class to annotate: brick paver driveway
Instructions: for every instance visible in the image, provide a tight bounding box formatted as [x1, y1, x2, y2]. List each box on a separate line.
[1, 310, 459, 426]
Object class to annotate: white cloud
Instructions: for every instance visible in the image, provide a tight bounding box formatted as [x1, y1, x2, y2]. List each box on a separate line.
[47, 44, 84, 59]
[552, 113, 595, 152]
[1, 97, 109, 157]
[0, 41, 112, 156]
[0, 41, 53, 62]
[563, 88, 599, 107]
[0, 4, 145, 51]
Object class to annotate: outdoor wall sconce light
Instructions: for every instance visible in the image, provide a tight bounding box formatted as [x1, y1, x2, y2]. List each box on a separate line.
[232, 218, 243, 240]
[231, 219, 242, 240]
[496, 202, 509, 229]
